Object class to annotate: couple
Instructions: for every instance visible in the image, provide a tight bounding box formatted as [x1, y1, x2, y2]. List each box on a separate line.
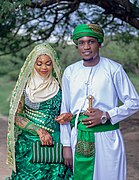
[7, 24, 139, 180]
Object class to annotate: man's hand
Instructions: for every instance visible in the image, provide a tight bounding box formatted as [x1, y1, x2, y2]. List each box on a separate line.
[55, 113, 73, 124]
[82, 108, 103, 128]
[63, 146, 73, 168]
[37, 128, 53, 146]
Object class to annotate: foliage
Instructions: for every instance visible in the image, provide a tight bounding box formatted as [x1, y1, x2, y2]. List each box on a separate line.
[54, 43, 81, 70]
[0, 42, 35, 79]
[8, 70, 20, 81]
[0, 0, 139, 56]
[100, 35, 139, 75]
[0, 34, 139, 76]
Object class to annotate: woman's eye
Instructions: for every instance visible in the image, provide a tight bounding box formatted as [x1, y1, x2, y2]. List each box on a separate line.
[36, 61, 52, 66]
[36, 63, 42, 66]
[46, 61, 52, 66]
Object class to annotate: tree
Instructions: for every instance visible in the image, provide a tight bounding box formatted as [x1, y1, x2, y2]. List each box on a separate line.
[100, 34, 139, 75]
[0, 0, 139, 55]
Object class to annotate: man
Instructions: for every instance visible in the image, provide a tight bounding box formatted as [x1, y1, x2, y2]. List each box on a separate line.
[59, 24, 139, 180]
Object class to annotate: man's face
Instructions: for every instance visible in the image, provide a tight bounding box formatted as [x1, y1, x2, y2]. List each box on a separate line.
[77, 36, 100, 61]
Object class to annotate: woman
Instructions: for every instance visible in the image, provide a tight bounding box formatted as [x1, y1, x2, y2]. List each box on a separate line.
[7, 43, 73, 179]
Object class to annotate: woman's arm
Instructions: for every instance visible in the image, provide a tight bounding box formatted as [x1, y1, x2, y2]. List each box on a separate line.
[15, 116, 53, 146]
[15, 115, 40, 135]
[15, 93, 53, 145]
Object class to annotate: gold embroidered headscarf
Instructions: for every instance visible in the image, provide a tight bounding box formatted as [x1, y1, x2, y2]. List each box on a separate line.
[7, 43, 62, 172]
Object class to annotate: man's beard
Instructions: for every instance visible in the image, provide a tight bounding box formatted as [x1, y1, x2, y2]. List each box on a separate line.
[83, 56, 94, 61]
[83, 54, 98, 62]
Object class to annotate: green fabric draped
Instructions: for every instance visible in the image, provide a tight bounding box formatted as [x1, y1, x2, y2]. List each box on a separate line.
[71, 114, 119, 180]
[7, 91, 73, 179]
[74, 130, 95, 180]
[8, 132, 73, 180]
[71, 24, 104, 45]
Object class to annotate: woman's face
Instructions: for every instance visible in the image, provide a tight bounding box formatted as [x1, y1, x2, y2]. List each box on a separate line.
[34, 54, 53, 77]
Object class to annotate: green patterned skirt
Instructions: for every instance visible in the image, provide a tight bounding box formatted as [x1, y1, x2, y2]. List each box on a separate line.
[7, 132, 73, 180]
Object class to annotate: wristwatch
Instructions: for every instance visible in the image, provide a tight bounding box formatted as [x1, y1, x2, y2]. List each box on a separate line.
[100, 111, 108, 124]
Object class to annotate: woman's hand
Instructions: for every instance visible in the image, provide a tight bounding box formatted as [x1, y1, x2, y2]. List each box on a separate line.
[37, 128, 53, 146]
[55, 113, 73, 124]
[63, 146, 73, 168]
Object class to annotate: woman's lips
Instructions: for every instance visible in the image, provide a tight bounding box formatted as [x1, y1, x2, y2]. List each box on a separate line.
[41, 71, 47, 74]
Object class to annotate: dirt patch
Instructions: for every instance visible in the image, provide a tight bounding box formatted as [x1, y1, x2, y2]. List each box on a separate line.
[120, 112, 139, 180]
[0, 116, 11, 179]
[0, 112, 139, 180]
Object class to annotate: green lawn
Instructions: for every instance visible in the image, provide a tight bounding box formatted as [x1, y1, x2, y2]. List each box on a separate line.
[0, 75, 15, 116]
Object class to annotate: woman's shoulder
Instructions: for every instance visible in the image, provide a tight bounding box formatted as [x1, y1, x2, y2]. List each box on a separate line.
[41, 89, 62, 104]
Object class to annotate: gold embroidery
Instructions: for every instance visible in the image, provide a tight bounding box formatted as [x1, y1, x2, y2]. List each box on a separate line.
[76, 140, 95, 157]
[16, 94, 24, 114]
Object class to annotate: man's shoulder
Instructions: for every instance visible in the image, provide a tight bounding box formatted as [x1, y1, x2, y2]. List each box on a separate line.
[67, 60, 82, 67]
[64, 60, 82, 72]
[101, 57, 122, 71]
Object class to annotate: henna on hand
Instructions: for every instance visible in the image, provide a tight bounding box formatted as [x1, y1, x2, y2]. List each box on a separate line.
[37, 128, 53, 146]
[15, 116, 28, 128]
[55, 113, 73, 124]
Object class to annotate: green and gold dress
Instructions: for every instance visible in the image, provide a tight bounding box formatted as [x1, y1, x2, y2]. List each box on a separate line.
[8, 90, 73, 180]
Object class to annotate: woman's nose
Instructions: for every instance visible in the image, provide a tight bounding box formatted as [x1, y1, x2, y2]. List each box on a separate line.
[41, 64, 47, 69]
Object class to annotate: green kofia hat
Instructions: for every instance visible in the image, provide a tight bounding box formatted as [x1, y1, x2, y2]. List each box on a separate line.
[71, 24, 104, 45]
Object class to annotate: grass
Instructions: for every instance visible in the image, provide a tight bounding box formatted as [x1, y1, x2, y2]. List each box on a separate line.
[0, 75, 15, 116]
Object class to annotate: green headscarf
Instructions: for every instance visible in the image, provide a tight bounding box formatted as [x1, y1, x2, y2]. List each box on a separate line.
[71, 24, 104, 45]
[7, 43, 62, 172]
